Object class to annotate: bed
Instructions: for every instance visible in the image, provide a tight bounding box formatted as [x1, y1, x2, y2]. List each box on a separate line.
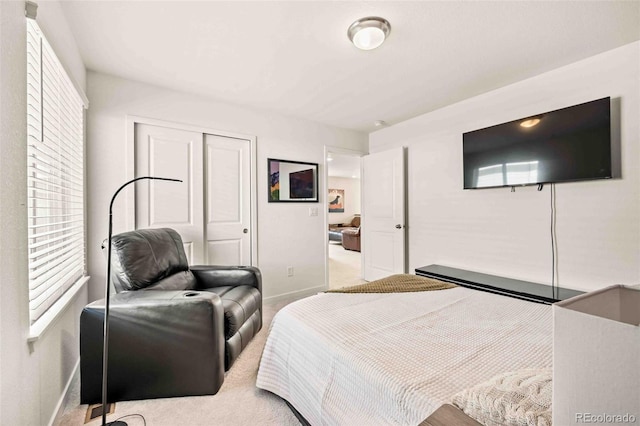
[256, 280, 553, 425]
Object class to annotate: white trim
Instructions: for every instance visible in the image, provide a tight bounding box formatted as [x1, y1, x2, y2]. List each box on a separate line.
[125, 115, 258, 267]
[263, 285, 326, 304]
[323, 145, 367, 289]
[28, 275, 89, 342]
[47, 358, 80, 426]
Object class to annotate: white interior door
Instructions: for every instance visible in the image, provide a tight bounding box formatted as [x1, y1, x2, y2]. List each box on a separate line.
[205, 134, 251, 265]
[363, 147, 406, 281]
[135, 123, 205, 264]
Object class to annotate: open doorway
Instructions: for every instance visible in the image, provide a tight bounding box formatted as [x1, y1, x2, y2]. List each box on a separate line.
[326, 151, 366, 289]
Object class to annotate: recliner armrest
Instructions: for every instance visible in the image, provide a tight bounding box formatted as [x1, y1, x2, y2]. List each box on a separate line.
[80, 290, 225, 403]
[190, 265, 262, 293]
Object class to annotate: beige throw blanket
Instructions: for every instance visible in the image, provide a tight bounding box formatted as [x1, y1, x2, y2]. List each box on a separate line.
[327, 273, 456, 293]
[452, 368, 552, 426]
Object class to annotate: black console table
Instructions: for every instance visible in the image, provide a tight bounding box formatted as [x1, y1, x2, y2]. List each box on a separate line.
[415, 264, 583, 304]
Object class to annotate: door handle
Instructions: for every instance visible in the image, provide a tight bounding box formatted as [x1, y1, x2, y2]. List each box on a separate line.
[243, 228, 249, 234]
[395, 224, 403, 229]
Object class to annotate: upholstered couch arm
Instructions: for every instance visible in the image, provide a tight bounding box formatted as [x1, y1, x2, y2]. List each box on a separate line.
[342, 227, 360, 236]
[80, 290, 225, 404]
[190, 265, 262, 292]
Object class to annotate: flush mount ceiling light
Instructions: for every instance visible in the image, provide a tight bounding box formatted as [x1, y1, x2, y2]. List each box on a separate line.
[348, 17, 391, 50]
[520, 117, 542, 128]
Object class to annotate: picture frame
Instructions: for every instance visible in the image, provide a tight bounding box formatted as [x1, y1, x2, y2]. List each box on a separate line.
[328, 188, 345, 212]
[268, 158, 319, 203]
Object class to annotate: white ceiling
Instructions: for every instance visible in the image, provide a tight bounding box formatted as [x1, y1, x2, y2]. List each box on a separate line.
[328, 153, 361, 179]
[60, 1, 640, 133]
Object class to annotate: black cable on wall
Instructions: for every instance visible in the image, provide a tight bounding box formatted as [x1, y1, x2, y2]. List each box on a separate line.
[550, 183, 557, 299]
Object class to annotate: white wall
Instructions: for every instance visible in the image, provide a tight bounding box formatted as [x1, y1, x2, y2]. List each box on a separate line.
[370, 42, 640, 292]
[86, 72, 368, 302]
[328, 176, 361, 225]
[0, 2, 88, 425]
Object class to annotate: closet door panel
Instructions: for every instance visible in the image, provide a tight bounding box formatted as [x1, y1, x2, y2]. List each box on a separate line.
[135, 123, 205, 264]
[205, 135, 251, 265]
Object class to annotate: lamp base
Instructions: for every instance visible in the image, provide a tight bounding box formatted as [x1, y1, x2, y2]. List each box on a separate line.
[106, 422, 128, 426]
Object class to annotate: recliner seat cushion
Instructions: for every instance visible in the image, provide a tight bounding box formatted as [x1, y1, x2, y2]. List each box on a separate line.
[204, 285, 261, 338]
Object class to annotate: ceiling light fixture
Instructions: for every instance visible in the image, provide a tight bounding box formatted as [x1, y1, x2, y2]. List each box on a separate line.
[373, 120, 387, 127]
[348, 17, 391, 50]
[520, 117, 541, 128]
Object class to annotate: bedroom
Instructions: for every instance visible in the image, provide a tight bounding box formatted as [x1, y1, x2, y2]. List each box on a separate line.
[0, 1, 638, 425]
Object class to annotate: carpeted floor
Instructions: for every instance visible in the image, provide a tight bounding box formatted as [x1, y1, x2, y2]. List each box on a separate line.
[328, 241, 365, 289]
[56, 298, 302, 426]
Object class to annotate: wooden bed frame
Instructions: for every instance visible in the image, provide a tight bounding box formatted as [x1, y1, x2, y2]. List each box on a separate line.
[284, 397, 481, 426]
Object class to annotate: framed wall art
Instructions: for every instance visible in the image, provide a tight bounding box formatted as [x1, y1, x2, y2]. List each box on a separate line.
[268, 158, 318, 202]
[328, 188, 344, 213]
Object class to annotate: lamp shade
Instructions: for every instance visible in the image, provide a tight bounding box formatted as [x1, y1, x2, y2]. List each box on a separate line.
[552, 285, 640, 425]
[348, 17, 391, 50]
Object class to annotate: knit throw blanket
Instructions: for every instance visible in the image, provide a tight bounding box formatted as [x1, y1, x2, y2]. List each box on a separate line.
[327, 273, 456, 294]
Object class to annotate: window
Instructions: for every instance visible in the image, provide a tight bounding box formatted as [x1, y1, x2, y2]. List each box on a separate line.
[26, 19, 86, 324]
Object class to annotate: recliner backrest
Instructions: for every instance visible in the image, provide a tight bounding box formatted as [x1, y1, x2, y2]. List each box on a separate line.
[109, 228, 197, 292]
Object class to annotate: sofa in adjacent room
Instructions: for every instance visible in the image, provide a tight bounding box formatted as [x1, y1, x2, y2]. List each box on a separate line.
[328, 215, 361, 245]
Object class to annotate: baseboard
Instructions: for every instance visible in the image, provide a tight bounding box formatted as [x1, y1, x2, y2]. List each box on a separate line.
[263, 285, 326, 304]
[48, 358, 80, 426]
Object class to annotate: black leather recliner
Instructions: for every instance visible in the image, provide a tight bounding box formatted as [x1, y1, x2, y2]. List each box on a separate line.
[80, 228, 262, 403]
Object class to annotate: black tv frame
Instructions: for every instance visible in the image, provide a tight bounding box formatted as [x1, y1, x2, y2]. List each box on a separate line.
[462, 97, 612, 190]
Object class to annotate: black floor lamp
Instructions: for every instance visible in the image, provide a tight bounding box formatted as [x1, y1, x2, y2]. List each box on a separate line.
[101, 176, 182, 426]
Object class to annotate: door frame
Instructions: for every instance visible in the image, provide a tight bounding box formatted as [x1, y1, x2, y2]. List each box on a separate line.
[324, 145, 368, 289]
[126, 115, 259, 266]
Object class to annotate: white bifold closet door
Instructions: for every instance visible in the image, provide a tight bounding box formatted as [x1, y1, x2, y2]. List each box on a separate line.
[135, 123, 251, 266]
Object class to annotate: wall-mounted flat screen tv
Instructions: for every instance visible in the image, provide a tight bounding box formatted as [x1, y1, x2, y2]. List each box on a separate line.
[289, 168, 315, 199]
[463, 97, 611, 189]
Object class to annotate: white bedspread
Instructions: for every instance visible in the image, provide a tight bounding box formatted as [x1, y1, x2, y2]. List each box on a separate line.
[256, 287, 552, 425]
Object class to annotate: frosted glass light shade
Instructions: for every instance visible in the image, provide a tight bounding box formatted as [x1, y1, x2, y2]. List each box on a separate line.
[520, 118, 541, 128]
[348, 17, 391, 50]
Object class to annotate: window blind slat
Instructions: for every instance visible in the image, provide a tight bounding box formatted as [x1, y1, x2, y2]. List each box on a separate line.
[28, 164, 83, 185]
[28, 186, 83, 200]
[29, 192, 83, 202]
[29, 252, 83, 291]
[27, 20, 86, 325]
[28, 166, 83, 190]
[30, 262, 82, 305]
[28, 218, 83, 231]
[29, 251, 84, 283]
[29, 224, 84, 240]
[28, 243, 84, 271]
[28, 229, 83, 251]
[29, 242, 83, 272]
[27, 213, 83, 220]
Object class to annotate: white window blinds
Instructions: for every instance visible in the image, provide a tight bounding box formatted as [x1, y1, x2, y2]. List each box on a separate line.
[27, 19, 86, 324]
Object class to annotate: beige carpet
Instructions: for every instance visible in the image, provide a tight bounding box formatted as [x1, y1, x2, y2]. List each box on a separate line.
[328, 241, 366, 289]
[56, 298, 302, 426]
